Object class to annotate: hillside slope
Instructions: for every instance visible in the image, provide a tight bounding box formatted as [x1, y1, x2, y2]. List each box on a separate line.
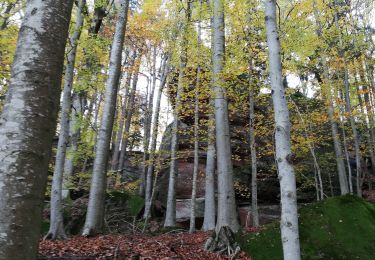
[239, 195, 375, 259]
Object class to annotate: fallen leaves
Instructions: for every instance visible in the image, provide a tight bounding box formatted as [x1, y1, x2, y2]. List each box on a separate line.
[39, 231, 252, 259]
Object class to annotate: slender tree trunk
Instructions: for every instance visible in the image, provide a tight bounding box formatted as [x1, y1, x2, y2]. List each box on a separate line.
[0, 0, 73, 258]
[249, 79, 260, 225]
[140, 47, 158, 196]
[202, 12, 216, 234]
[189, 2, 202, 233]
[213, 0, 239, 232]
[202, 102, 216, 231]
[290, 99, 324, 200]
[264, 1, 301, 259]
[312, 0, 348, 195]
[143, 54, 169, 220]
[339, 109, 353, 194]
[45, 0, 85, 240]
[246, 14, 260, 226]
[118, 59, 140, 177]
[164, 0, 191, 228]
[334, 1, 362, 197]
[82, 0, 129, 236]
[63, 91, 83, 197]
[111, 59, 134, 172]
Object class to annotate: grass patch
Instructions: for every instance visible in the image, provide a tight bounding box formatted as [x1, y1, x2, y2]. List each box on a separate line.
[238, 195, 375, 259]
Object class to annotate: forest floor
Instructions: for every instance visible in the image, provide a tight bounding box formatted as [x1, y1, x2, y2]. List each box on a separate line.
[238, 194, 375, 259]
[39, 230, 252, 259]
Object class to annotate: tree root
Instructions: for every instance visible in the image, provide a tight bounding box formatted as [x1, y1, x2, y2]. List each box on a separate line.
[204, 226, 241, 260]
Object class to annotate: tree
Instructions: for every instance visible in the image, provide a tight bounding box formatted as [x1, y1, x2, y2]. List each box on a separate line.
[164, 0, 192, 228]
[312, 0, 349, 195]
[143, 53, 169, 224]
[82, 0, 129, 236]
[0, 0, 74, 258]
[212, 0, 239, 232]
[46, 0, 86, 240]
[189, 0, 203, 233]
[333, 0, 362, 197]
[264, 0, 301, 259]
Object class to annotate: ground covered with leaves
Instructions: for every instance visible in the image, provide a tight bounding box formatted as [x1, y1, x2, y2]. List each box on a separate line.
[39, 231, 252, 259]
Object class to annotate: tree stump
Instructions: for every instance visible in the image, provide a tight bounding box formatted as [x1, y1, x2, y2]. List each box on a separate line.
[204, 226, 241, 259]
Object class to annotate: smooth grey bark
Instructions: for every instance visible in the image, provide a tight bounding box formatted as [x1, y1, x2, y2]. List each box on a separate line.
[189, 1, 202, 233]
[118, 59, 140, 176]
[264, 1, 301, 259]
[111, 52, 135, 172]
[202, 101, 216, 231]
[63, 92, 83, 190]
[213, 0, 239, 232]
[140, 47, 158, 196]
[80, 92, 102, 175]
[339, 108, 353, 194]
[246, 13, 259, 226]
[312, 0, 349, 195]
[203, 18, 216, 230]
[82, 0, 129, 236]
[46, 0, 85, 240]
[0, 0, 73, 258]
[334, 1, 362, 197]
[249, 74, 259, 226]
[164, 0, 191, 228]
[143, 54, 169, 221]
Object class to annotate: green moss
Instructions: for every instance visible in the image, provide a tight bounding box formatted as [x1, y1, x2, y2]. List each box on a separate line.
[127, 195, 144, 217]
[238, 195, 375, 259]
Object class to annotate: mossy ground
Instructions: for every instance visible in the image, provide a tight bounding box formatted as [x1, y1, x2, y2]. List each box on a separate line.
[238, 195, 375, 260]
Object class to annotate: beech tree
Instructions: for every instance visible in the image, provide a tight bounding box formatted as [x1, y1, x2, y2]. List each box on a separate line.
[264, 0, 301, 259]
[213, 0, 239, 232]
[46, 0, 86, 240]
[0, 0, 74, 258]
[164, 0, 192, 227]
[312, 0, 349, 195]
[82, 0, 129, 236]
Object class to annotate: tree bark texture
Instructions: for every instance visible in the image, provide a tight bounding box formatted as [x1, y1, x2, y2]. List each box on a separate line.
[46, 0, 85, 240]
[265, 1, 301, 259]
[0, 0, 73, 258]
[213, 0, 239, 232]
[82, 0, 129, 236]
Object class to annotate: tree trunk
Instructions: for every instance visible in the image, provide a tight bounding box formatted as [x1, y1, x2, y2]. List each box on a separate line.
[140, 47, 158, 196]
[111, 55, 134, 172]
[246, 14, 260, 226]
[290, 98, 324, 200]
[62, 91, 83, 198]
[334, 1, 362, 197]
[202, 10, 216, 233]
[82, 0, 129, 236]
[0, 0, 73, 258]
[212, 0, 239, 232]
[45, 0, 85, 240]
[202, 102, 216, 231]
[164, 0, 191, 228]
[264, 1, 301, 259]
[312, 0, 348, 195]
[143, 54, 169, 221]
[118, 59, 140, 177]
[189, 2, 202, 233]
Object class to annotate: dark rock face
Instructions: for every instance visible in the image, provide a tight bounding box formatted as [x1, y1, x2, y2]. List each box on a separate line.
[238, 204, 281, 227]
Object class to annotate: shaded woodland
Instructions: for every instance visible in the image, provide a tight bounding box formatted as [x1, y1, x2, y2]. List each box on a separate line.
[0, 0, 374, 259]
